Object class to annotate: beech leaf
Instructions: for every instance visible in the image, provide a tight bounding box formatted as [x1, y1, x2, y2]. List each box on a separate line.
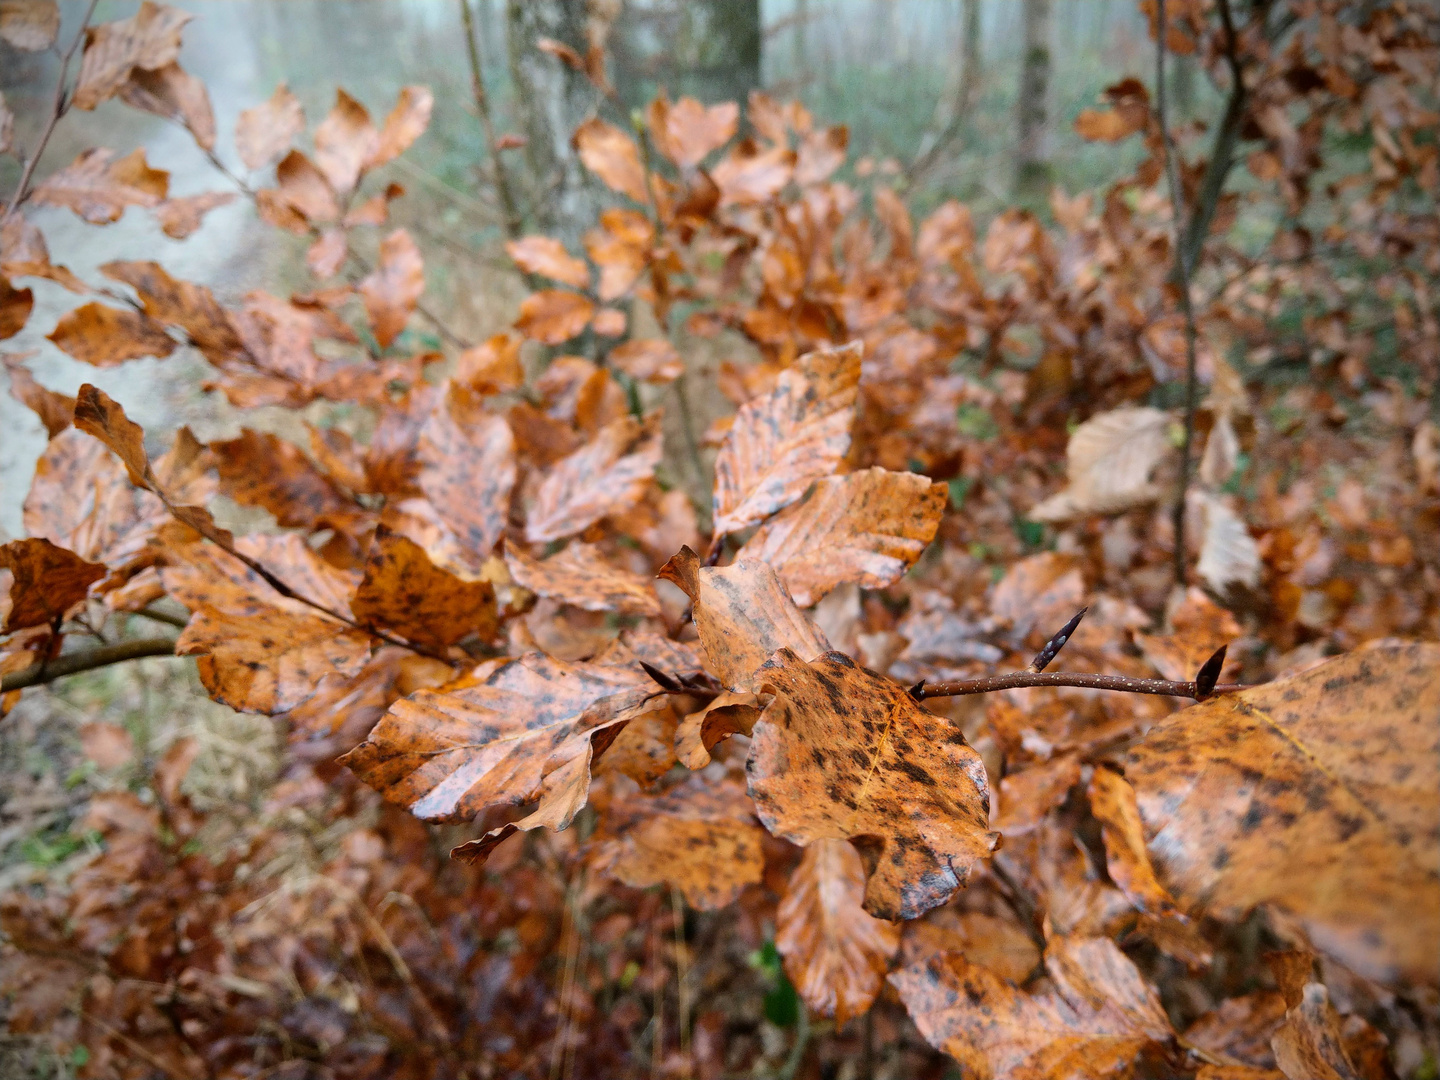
[31, 147, 168, 225]
[0, 538, 106, 631]
[235, 82, 305, 171]
[415, 381, 517, 560]
[504, 541, 661, 617]
[351, 526, 497, 649]
[72, 1, 191, 111]
[525, 413, 661, 544]
[1030, 407, 1174, 521]
[573, 117, 648, 204]
[515, 288, 594, 345]
[359, 229, 424, 348]
[506, 236, 590, 289]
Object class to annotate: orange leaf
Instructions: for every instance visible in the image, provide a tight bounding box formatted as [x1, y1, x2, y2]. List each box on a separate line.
[153, 191, 236, 239]
[100, 259, 242, 365]
[211, 429, 360, 532]
[776, 838, 901, 1024]
[366, 85, 433, 170]
[314, 88, 378, 196]
[712, 139, 795, 206]
[0, 537, 106, 632]
[525, 413, 661, 543]
[504, 541, 660, 617]
[0, 274, 32, 339]
[712, 340, 861, 536]
[899, 909, 1041, 985]
[748, 648, 998, 920]
[741, 467, 947, 606]
[351, 526, 497, 649]
[4, 356, 73, 437]
[234, 82, 305, 171]
[359, 228, 424, 348]
[573, 117, 649, 204]
[648, 95, 739, 168]
[119, 61, 214, 150]
[514, 288, 594, 344]
[794, 124, 848, 185]
[609, 338, 683, 384]
[73, 383, 153, 488]
[505, 235, 589, 288]
[455, 332, 524, 395]
[46, 302, 175, 366]
[31, 147, 168, 224]
[72, 1, 191, 110]
[416, 381, 516, 560]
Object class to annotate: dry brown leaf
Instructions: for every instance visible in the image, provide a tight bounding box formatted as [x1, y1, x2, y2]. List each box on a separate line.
[1075, 108, 1142, 141]
[1087, 767, 1182, 918]
[0, 1, 59, 51]
[4, 356, 73, 436]
[79, 722, 134, 770]
[415, 381, 516, 560]
[505, 236, 590, 289]
[1134, 587, 1240, 682]
[990, 551, 1086, 645]
[994, 753, 1082, 835]
[748, 649, 998, 920]
[1, 275, 32, 339]
[585, 208, 651, 302]
[795, 124, 849, 185]
[741, 468, 946, 607]
[609, 338, 683, 384]
[712, 341, 862, 536]
[1030, 407, 1175, 522]
[0, 538, 106, 631]
[306, 228, 347, 279]
[73, 383, 153, 488]
[153, 191, 236, 239]
[366, 85, 433, 170]
[591, 773, 764, 910]
[211, 429, 359, 531]
[1125, 642, 1440, 986]
[1196, 493, 1262, 596]
[455, 333, 524, 395]
[504, 542, 660, 617]
[1271, 983, 1365, 1080]
[270, 149, 339, 225]
[314, 88, 378, 196]
[776, 838, 901, 1024]
[351, 527, 497, 649]
[72, 1, 190, 110]
[119, 61, 215, 150]
[573, 117, 648, 204]
[675, 692, 762, 769]
[712, 139, 796, 206]
[360, 229, 424, 348]
[525, 413, 661, 544]
[594, 701, 679, 789]
[1183, 993, 1288, 1071]
[46, 302, 175, 366]
[234, 82, 305, 171]
[515, 288, 594, 345]
[657, 547, 830, 692]
[891, 935, 1173, 1079]
[340, 650, 657, 825]
[648, 95, 739, 168]
[899, 909, 1041, 984]
[99, 260, 242, 365]
[31, 147, 168, 225]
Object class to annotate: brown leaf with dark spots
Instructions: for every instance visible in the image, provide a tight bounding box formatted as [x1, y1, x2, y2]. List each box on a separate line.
[990, 551, 1086, 646]
[595, 701, 679, 789]
[340, 650, 656, 824]
[776, 838, 901, 1024]
[573, 117, 648, 204]
[712, 341, 862, 536]
[0, 538, 106, 631]
[506, 236, 590, 289]
[890, 936, 1173, 1079]
[1183, 993, 1288, 1071]
[1134, 587, 1240, 683]
[212, 429, 359, 532]
[609, 338, 683, 384]
[351, 527, 496, 649]
[31, 148, 168, 224]
[0, 275, 33, 339]
[360, 229, 424, 348]
[1124, 642, 1440, 986]
[47, 302, 175, 366]
[73, 383, 153, 488]
[515, 288, 594, 345]
[0, 1, 60, 51]
[314, 89, 378, 196]
[366, 85, 433, 170]
[234, 82, 305, 171]
[153, 191, 236, 239]
[748, 649, 998, 920]
[4, 356, 73, 436]
[899, 909, 1040, 984]
[1087, 767, 1181, 918]
[100, 260, 243, 364]
[525, 413, 661, 543]
[675, 692, 761, 769]
[1271, 983, 1365, 1080]
[742, 467, 946, 606]
[658, 547, 830, 692]
[455, 333, 524, 395]
[72, 1, 190, 110]
[416, 381, 516, 560]
[504, 541, 659, 617]
[591, 773, 765, 910]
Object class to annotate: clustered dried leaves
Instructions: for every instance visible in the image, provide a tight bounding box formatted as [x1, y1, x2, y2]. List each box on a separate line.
[1, 1, 1438, 1078]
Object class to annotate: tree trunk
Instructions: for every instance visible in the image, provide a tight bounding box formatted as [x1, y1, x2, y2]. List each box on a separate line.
[1014, 0, 1053, 200]
[506, 0, 596, 245]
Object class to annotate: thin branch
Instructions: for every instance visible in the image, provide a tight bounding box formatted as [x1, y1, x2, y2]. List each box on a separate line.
[913, 671, 1244, 702]
[459, 0, 526, 242]
[2, 0, 99, 221]
[1155, 0, 1205, 587]
[134, 606, 190, 630]
[3, 637, 179, 692]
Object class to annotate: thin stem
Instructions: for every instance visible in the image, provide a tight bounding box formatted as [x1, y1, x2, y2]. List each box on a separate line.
[913, 671, 1245, 701]
[459, 0, 526, 242]
[2, 0, 99, 221]
[135, 606, 190, 630]
[3, 637, 179, 693]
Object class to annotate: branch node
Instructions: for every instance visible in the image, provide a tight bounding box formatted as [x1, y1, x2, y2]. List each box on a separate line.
[1193, 643, 1227, 700]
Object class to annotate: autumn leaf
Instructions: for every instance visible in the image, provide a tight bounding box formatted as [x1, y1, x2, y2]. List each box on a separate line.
[525, 413, 661, 544]
[747, 649, 998, 920]
[1030, 407, 1175, 522]
[415, 381, 516, 561]
[1195, 493, 1262, 595]
[234, 82, 305, 171]
[741, 468, 947, 607]
[515, 288, 594, 345]
[153, 191, 236, 239]
[891, 935, 1174, 1079]
[454, 333, 524, 395]
[4, 356, 73, 436]
[609, 338, 683, 384]
[100, 260, 242, 365]
[775, 838, 901, 1024]
[0, 538, 106, 631]
[794, 124, 849, 185]
[573, 117, 648, 204]
[712, 139, 796, 206]
[31, 147, 168, 225]
[0, 275, 32, 339]
[585, 208, 651, 302]
[314, 89, 378, 196]
[1124, 642, 1440, 986]
[366, 85, 434, 170]
[504, 542, 660, 618]
[351, 527, 497, 649]
[72, 1, 191, 111]
[1134, 586, 1239, 682]
[360, 229, 424, 348]
[120, 62, 216, 150]
[73, 383, 153, 488]
[0, 0, 59, 51]
[505, 236, 590, 289]
[590, 773, 765, 910]
[899, 909, 1041, 985]
[647, 95, 739, 168]
[712, 341, 862, 536]
[211, 429, 360, 532]
[47, 302, 175, 366]
[266, 149, 340, 226]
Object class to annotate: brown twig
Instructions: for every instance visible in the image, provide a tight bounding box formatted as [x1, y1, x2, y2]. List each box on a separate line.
[2, 0, 100, 221]
[1155, 0, 1205, 587]
[459, 0, 526, 243]
[913, 671, 1244, 702]
[3, 637, 179, 693]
